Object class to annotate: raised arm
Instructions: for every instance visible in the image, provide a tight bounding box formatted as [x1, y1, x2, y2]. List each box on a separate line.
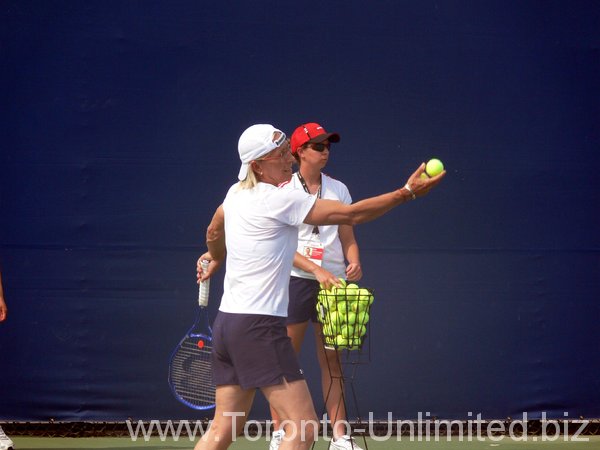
[304, 162, 444, 226]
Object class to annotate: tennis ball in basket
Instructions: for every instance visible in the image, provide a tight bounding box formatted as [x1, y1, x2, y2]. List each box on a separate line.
[322, 322, 334, 336]
[356, 311, 369, 326]
[340, 324, 355, 338]
[357, 287, 370, 300]
[338, 278, 347, 287]
[346, 311, 357, 325]
[421, 158, 444, 179]
[324, 296, 336, 312]
[348, 300, 360, 313]
[335, 335, 349, 347]
[345, 283, 359, 301]
[356, 301, 368, 313]
[328, 310, 340, 327]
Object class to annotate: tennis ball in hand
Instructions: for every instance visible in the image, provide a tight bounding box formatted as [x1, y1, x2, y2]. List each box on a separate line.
[420, 158, 444, 179]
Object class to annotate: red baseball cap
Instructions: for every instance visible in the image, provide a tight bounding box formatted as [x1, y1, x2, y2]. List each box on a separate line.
[290, 122, 340, 155]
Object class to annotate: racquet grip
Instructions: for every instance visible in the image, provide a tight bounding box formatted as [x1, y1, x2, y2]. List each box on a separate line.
[198, 260, 210, 306]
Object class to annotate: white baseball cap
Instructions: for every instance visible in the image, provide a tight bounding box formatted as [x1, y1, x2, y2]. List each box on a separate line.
[237, 124, 286, 180]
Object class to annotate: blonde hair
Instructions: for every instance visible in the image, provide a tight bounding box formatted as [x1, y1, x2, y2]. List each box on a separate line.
[236, 164, 259, 190]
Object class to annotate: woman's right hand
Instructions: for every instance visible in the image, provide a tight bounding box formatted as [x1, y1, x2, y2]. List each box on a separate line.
[196, 252, 223, 284]
[313, 266, 344, 291]
[404, 162, 446, 198]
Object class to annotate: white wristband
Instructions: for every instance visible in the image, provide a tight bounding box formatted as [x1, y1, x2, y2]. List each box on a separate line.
[404, 184, 416, 200]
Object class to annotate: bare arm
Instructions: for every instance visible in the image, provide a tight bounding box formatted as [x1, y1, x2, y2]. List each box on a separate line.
[206, 205, 226, 261]
[338, 224, 362, 281]
[197, 205, 226, 283]
[304, 163, 444, 226]
[293, 252, 342, 290]
[0, 270, 7, 322]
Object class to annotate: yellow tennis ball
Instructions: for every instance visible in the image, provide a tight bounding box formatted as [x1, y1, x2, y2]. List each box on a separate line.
[335, 335, 349, 347]
[356, 311, 369, 326]
[424, 158, 444, 177]
[340, 324, 355, 339]
[345, 283, 359, 301]
[325, 296, 338, 311]
[336, 300, 348, 315]
[346, 311, 357, 325]
[329, 310, 340, 327]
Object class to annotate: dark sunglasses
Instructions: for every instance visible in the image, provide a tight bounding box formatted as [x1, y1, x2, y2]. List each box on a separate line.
[306, 142, 330, 152]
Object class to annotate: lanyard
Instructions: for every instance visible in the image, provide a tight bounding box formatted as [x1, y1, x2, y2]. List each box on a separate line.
[297, 172, 321, 235]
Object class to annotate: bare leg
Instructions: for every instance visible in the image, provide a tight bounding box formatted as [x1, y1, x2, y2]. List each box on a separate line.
[194, 385, 256, 450]
[314, 324, 348, 439]
[263, 378, 318, 450]
[269, 321, 310, 431]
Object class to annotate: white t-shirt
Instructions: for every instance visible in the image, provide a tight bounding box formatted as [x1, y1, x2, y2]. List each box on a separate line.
[283, 172, 352, 280]
[219, 182, 317, 317]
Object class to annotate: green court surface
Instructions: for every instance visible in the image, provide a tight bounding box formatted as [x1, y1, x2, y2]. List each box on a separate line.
[9, 436, 600, 450]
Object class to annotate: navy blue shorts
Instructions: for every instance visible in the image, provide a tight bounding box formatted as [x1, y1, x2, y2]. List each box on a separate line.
[211, 312, 305, 390]
[287, 276, 321, 325]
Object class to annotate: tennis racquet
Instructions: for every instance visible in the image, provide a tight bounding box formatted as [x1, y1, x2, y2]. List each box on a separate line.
[168, 260, 216, 410]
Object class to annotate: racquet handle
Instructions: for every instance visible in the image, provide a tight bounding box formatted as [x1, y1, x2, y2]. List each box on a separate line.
[198, 260, 210, 306]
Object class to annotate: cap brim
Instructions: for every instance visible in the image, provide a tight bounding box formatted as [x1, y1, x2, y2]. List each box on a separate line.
[238, 162, 249, 181]
[307, 132, 340, 144]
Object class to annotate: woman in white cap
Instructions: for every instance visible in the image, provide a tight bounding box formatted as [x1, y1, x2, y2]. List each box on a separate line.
[269, 123, 364, 450]
[194, 124, 444, 450]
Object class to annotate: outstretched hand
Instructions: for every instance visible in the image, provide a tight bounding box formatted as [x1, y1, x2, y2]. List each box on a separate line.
[405, 162, 446, 198]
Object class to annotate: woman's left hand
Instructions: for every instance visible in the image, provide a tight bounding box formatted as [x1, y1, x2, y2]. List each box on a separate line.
[345, 263, 362, 282]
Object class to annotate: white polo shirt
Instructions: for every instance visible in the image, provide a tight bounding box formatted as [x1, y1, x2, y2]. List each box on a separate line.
[283, 172, 352, 280]
[219, 182, 317, 317]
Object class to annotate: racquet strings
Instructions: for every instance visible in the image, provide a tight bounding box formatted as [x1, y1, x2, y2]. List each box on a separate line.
[169, 337, 215, 408]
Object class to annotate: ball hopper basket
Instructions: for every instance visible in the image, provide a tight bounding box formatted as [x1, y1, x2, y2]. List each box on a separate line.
[316, 283, 374, 350]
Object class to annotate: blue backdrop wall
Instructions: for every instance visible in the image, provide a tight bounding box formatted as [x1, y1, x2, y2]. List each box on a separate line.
[1, 1, 599, 422]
